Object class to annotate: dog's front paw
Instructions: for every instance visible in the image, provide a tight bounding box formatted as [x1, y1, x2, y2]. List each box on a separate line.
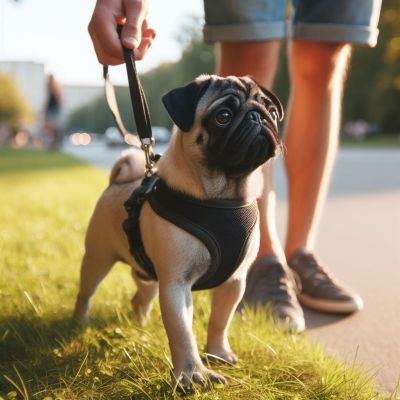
[171, 363, 227, 391]
[204, 347, 238, 365]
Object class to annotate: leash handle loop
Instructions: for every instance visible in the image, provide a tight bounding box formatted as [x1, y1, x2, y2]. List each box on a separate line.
[117, 25, 153, 144]
[103, 65, 129, 137]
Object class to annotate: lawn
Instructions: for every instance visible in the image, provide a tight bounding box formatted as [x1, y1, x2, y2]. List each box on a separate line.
[0, 147, 390, 399]
[341, 134, 400, 148]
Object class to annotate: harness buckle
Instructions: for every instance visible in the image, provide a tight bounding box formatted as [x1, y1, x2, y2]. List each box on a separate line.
[135, 175, 159, 207]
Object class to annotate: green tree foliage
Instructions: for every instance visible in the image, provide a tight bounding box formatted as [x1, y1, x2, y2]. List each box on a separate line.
[0, 73, 33, 132]
[269, 0, 400, 135]
[343, 0, 400, 133]
[68, 87, 127, 133]
[68, 2, 400, 135]
[139, 19, 216, 129]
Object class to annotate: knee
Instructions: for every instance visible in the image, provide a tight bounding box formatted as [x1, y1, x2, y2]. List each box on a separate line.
[290, 40, 351, 86]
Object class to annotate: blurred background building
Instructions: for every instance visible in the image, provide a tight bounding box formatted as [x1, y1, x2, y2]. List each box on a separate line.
[0, 61, 46, 118]
[0, 61, 102, 135]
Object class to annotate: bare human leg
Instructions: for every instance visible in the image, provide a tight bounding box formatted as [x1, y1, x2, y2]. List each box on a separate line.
[217, 40, 304, 331]
[284, 41, 362, 314]
[217, 40, 284, 260]
[284, 40, 352, 259]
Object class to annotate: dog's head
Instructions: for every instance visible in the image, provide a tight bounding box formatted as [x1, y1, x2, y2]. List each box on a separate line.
[162, 74, 283, 178]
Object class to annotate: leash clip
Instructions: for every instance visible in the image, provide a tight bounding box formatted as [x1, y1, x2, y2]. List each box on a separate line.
[141, 138, 156, 176]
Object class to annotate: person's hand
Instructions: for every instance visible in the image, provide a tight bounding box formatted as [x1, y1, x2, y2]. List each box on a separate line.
[89, 0, 156, 65]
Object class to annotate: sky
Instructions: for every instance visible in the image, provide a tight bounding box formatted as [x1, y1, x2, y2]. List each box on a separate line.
[0, 0, 204, 86]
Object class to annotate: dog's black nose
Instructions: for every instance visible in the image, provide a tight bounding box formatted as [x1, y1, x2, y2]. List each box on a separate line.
[246, 110, 262, 124]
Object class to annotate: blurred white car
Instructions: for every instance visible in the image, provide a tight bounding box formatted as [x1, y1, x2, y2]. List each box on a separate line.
[152, 126, 171, 143]
[104, 127, 125, 147]
[104, 126, 170, 147]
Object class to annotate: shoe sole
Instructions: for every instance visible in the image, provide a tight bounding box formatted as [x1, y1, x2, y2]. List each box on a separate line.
[298, 293, 364, 314]
[275, 316, 306, 333]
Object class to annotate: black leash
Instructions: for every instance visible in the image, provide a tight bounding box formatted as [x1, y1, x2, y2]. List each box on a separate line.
[103, 24, 159, 176]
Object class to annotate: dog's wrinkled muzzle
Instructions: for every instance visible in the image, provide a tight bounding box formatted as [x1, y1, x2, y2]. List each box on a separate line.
[246, 110, 263, 124]
[206, 110, 277, 177]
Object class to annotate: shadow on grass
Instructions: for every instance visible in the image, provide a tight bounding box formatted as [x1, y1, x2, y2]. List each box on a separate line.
[0, 147, 88, 174]
[0, 314, 105, 395]
[0, 314, 88, 362]
[0, 313, 173, 399]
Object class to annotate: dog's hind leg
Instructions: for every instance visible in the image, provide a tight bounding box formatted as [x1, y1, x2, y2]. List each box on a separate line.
[74, 250, 116, 320]
[205, 276, 246, 364]
[130, 271, 158, 326]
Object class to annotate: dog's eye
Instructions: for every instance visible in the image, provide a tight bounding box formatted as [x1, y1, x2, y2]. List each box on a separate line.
[215, 109, 232, 126]
[269, 107, 279, 121]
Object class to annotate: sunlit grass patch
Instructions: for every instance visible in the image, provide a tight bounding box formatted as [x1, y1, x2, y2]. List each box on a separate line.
[0, 148, 389, 399]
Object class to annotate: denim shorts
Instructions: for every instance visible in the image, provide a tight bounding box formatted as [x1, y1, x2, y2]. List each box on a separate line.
[203, 0, 382, 47]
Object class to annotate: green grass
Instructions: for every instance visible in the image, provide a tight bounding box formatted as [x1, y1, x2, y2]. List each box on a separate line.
[341, 134, 400, 148]
[0, 147, 392, 399]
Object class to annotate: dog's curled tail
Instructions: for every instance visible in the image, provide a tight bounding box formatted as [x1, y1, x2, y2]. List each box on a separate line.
[109, 147, 146, 185]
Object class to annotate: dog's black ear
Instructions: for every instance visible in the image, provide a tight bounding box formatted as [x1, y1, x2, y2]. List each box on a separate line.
[162, 78, 212, 132]
[261, 86, 284, 121]
[248, 76, 284, 121]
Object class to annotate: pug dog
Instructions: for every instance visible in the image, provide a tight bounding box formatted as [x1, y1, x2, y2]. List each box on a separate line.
[74, 74, 283, 387]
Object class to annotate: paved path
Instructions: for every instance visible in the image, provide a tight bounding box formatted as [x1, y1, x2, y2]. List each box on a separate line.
[63, 143, 400, 393]
[273, 150, 400, 394]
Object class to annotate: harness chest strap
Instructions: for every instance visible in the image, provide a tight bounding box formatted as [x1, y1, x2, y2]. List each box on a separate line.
[123, 176, 259, 291]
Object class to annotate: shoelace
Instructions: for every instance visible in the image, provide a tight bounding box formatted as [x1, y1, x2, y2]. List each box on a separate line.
[253, 263, 299, 299]
[293, 253, 336, 288]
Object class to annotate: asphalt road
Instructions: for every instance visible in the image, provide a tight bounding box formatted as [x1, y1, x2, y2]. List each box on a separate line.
[63, 141, 400, 394]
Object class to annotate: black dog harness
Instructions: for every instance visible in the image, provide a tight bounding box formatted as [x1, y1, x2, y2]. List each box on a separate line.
[123, 175, 258, 291]
[104, 27, 259, 290]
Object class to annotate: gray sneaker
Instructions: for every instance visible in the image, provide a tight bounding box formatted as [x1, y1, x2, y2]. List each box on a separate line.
[240, 255, 305, 332]
[288, 249, 363, 314]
